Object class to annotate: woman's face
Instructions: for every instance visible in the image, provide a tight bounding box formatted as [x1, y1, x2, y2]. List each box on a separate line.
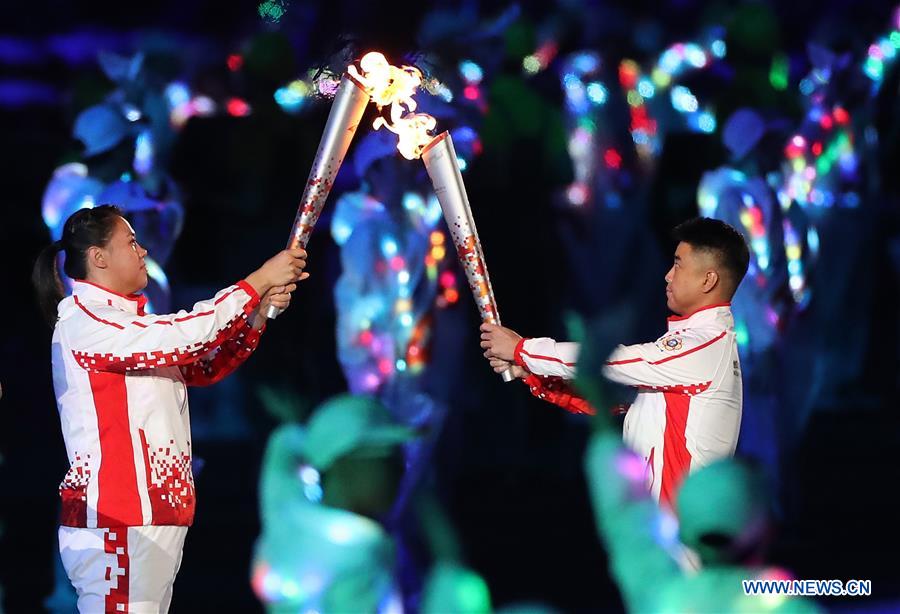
[100, 216, 149, 294]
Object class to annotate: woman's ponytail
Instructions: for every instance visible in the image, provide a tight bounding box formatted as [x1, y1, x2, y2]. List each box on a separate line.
[32, 240, 65, 326]
[31, 204, 123, 327]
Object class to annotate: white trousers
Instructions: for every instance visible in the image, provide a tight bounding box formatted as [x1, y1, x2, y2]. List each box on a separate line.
[58, 525, 188, 613]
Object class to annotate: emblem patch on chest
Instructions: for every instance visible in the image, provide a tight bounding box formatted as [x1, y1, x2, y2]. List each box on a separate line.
[658, 335, 684, 352]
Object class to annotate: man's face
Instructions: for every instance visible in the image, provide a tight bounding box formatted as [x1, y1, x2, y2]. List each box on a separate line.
[664, 242, 715, 315]
[101, 217, 148, 294]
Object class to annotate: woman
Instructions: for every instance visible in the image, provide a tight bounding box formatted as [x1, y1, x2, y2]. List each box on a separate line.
[32, 205, 308, 612]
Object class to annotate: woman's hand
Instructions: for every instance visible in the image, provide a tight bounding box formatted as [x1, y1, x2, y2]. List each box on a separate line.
[489, 357, 528, 379]
[245, 248, 309, 296]
[252, 282, 300, 329]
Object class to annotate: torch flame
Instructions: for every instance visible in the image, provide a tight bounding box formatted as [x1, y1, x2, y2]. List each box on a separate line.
[349, 52, 421, 110]
[349, 52, 437, 160]
[373, 113, 437, 160]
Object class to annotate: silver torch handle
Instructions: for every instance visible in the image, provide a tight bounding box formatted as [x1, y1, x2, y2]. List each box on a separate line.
[267, 73, 370, 319]
[422, 131, 514, 382]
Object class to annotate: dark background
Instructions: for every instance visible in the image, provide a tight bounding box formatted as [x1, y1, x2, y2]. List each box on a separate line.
[2, 1, 899, 612]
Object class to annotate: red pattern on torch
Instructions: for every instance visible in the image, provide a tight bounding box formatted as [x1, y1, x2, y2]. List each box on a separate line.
[267, 73, 370, 319]
[422, 131, 511, 381]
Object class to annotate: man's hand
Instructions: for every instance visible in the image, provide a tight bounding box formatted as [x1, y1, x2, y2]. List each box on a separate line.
[480, 322, 522, 362]
[489, 358, 528, 379]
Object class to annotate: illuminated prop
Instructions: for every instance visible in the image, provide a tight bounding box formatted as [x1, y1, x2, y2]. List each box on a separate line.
[621, 32, 725, 162]
[698, 167, 787, 355]
[862, 7, 900, 90]
[331, 187, 451, 393]
[43, 52, 185, 314]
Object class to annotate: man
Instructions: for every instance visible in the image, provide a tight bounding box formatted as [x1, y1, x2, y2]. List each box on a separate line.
[575, 320, 819, 613]
[481, 217, 750, 507]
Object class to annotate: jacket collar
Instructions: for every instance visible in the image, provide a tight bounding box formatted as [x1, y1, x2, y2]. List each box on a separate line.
[72, 279, 147, 316]
[666, 303, 732, 331]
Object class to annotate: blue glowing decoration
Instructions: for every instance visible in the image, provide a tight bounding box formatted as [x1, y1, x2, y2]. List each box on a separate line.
[164, 82, 190, 108]
[331, 188, 456, 396]
[42, 51, 185, 313]
[769, 46, 865, 305]
[698, 167, 790, 355]
[133, 130, 154, 176]
[670, 86, 699, 113]
[586, 81, 609, 105]
[42, 164, 103, 240]
[862, 12, 900, 90]
[459, 60, 483, 85]
[558, 51, 611, 208]
[614, 29, 726, 162]
[274, 78, 312, 114]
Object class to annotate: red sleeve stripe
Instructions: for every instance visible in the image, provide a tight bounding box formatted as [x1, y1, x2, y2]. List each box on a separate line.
[72, 305, 255, 372]
[149, 283, 255, 324]
[520, 349, 577, 367]
[149, 314, 207, 325]
[173, 310, 214, 323]
[74, 296, 124, 330]
[606, 356, 642, 366]
[154, 285, 248, 324]
[605, 331, 727, 367]
[215, 285, 248, 306]
[108, 284, 255, 329]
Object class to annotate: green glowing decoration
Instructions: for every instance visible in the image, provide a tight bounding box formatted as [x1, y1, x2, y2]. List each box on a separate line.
[258, 0, 287, 23]
[770, 54, 789, 91]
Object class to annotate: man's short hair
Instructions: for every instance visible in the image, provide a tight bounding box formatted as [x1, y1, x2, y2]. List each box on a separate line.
[672, 217, 750, 296]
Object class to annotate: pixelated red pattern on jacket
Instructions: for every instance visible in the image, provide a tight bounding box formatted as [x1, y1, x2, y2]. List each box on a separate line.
[637, 381, 712, 395]
[71, 306, 255, 373]
[180, 325, 262, 387]
[104, 528, 130, 612]
[524, 375, 596, 415]
[59, 452, 91, 526]
[139, 430, 195, 525]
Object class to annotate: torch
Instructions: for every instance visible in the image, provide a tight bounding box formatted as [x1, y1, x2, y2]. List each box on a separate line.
[266, 73, 369, 319]
[421, 132, 514, 382]
[340, 53, 513, 381]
